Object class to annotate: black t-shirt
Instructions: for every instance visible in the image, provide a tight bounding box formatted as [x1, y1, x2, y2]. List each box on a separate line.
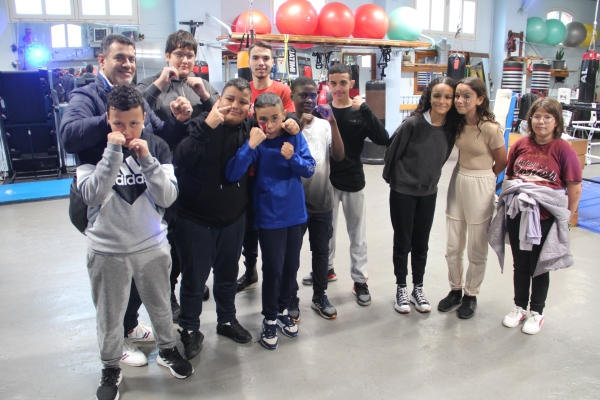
[313, 102, 388, 192]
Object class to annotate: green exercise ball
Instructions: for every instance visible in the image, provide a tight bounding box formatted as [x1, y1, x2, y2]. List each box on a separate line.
[387, 7, 422, 41]
[543, 19, 567, 46]
[526, 17, 548, 43]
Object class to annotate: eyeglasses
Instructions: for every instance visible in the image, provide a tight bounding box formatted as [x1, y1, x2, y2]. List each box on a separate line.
[171, 51, 195, 61]
[257, 116, 282, 125]
[532, 115, 555, 123]
[296, 93, 317, 100]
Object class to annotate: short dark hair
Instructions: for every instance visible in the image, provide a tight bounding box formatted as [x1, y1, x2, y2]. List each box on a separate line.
[291, 76, 317, 93]
[328, 63, 352, 78]
[107, 85, 145, 114]
[68, 68, 75, 74]
[101, 34, 135, 57]
[165, 30, 198, 55]
[86, 64, 94, 73]
[222, 78, 251, 95]
[248, 41, 272, 57]
[254, 92, 284, 112]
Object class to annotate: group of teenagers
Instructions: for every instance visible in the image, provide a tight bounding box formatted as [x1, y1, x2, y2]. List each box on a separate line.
[58, 29, 582, 400]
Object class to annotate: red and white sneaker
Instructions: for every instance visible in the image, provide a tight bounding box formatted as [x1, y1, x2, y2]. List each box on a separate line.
[127, 322, 154, 342]
[121, 338, 148, 367]
[522, 311, 544, 335]
[502, 306, 527, 328]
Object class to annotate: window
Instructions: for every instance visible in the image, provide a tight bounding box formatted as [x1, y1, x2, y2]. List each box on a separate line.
[51, 24, 82, 48]
[8, 0, 139, 23]
[273, 0, 325, 24]
[414, 0, 478, 38]
[546, 10, 573, 25]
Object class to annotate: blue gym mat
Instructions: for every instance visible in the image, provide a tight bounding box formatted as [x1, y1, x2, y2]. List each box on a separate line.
[578, 178, 600, 234]
[0, 178, 71, 205]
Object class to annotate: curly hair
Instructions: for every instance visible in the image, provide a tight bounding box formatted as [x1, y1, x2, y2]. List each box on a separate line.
[526, 97, 564, 142]
[412, 76, 460, 137]
[107, 85, 145, 114]
[455, 76, 498, 138]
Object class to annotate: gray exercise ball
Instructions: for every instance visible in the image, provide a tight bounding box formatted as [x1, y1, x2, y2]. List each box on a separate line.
[563, 22, 587, 47]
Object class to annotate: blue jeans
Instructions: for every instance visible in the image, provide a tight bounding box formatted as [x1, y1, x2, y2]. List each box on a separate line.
[175, 215, 245, 330]
[259, 225, 303, 320]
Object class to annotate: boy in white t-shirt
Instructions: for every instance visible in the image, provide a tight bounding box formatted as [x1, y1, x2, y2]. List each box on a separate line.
[288, 77, 345, 320]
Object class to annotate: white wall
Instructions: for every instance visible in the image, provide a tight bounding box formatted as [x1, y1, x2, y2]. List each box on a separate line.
[0, 0, 17, 71]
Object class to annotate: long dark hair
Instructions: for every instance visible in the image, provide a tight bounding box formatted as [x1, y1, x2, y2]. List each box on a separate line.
[526, 97, 564, 142]
[455, 76, 498, 137]
[411, 76, 460, 137]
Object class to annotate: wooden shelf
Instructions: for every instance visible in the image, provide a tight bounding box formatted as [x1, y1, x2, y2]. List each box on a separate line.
[525, 69, 577, 77]
[402, 62, 447, 72]
[219, 33, 431, 49]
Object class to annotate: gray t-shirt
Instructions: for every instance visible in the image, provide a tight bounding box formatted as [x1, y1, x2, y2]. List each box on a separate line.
[301, 118, 334, 213]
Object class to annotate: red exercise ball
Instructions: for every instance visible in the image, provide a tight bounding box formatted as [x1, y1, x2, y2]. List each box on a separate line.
[276, 0, 318, 35]
[317, 2, 354, 38]
[235, 10, 272, 34]
[226, 43, 240, 54]
[353, 4, 389, 39]
[231, 15, 239, 33]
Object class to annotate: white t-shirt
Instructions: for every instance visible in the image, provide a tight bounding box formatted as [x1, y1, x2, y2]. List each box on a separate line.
[301, 117, 334, 213]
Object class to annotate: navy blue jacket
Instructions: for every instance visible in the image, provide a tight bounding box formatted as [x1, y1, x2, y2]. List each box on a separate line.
[60, 74, 188, 166]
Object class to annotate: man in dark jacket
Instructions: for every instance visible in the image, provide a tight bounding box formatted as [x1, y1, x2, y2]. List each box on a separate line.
[59, 33, 192, 369]
[63, 68, 76, 100]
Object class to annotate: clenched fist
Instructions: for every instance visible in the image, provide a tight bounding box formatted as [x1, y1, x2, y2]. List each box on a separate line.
[128, 138, 150, 158]
[351, 95, 364, 110]
[170, 96, 193, 122]
[281, 142, 294, 160]
[107, 131, 126, 146]
[249, 127, 266, 149]
[300, 113, 314, 129]
[282, 118, 300, 135]
[186, 77, 210, 100]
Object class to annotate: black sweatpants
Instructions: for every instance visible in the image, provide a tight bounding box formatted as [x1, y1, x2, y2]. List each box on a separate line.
[507, 213, 553, 314]
[175, 214, 245, 330]
[259, 225, 303, 320]
[242, 175, 259, 271]
[389, 190, 437, 286]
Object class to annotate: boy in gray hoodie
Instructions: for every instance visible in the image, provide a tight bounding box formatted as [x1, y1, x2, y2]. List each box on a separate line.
[77, 86, 192, 400]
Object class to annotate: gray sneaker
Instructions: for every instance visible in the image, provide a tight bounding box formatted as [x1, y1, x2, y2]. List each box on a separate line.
[302, 269, 337, 285]
[311, 294, 337, 319]
[352, 282, 371, 306]
[288, 296, 300, 322]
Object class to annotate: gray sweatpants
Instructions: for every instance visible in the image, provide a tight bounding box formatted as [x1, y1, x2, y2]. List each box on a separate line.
[328, 188, 368, 283]
[87, 244, 176, 368]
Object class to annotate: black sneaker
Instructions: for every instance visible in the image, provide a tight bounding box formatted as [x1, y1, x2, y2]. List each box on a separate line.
[178, 329, 204, 360]
[437, 290, 463, 312]
[288, 296, 300, 322]
[235, 271, 259, 293]
[216, 318, 252, 343]
[352, 282, 371, 306]
[410, 284, 431, 313]
[457, 295, 477, 319]
[95, 367, 122, 400]
[311, 294, 337, 319]
[171, 292, 180, 323]
[157, 347, 194, 379]
[203, 285, 210, 301]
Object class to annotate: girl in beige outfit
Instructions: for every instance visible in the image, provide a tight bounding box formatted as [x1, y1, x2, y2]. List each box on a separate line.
[438, 77, 507, 319]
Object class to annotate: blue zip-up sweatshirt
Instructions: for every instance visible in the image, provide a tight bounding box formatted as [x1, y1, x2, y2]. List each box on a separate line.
[226, 132, 316, 230]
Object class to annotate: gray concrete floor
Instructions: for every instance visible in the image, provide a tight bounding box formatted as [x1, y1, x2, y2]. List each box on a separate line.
[1, 152, 600, 400]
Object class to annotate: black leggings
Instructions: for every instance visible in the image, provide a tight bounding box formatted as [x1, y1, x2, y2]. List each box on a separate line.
[389, 190, 437, 286]
[506, 214, 554, 314]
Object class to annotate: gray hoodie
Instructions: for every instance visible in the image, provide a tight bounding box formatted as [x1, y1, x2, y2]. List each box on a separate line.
[487, 179, 573, 277]
[77, 136, 177, 255]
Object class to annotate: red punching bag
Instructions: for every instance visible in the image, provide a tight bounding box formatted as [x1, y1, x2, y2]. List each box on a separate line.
[318, 81, 331, 104]
[198, 61, 209, 81]
[303, 65, 313, 78]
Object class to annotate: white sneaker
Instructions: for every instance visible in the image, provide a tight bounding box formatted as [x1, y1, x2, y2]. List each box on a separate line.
[127, 322, 154, 342]
[502, 306, 528, 328]
[394, 285, 410, 314]
[121, 338, 148, 367]
[522, 311, 544, 335]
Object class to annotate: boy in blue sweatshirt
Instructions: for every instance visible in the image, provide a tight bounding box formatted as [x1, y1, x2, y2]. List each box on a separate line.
[226, 92, 315, 349]
[77, 86, 192, 400]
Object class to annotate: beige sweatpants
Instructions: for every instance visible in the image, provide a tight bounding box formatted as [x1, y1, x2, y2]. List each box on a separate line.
[445, 166, 496, 296]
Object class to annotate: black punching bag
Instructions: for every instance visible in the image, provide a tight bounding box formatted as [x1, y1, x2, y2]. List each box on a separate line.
[198, 61, 209, 81]
[350, 64, 360, 98]
[578, 50, 600, 103]
[447, 53, 466, 81]
[362, 80, 386, 165]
